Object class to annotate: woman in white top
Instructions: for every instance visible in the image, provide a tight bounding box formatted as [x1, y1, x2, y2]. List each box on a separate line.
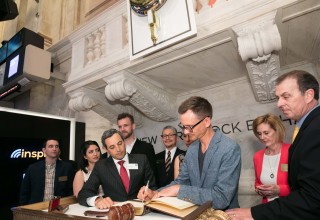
[253, 114, 291, 203]
[73, 140, 104, 198]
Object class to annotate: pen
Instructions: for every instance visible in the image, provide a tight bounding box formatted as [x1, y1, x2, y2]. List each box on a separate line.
[142, 180, 149, 203]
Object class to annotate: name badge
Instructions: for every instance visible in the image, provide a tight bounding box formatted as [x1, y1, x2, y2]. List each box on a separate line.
[127, 163, 138, 170]
[281, 164, 288, 172]
[58, 176, 68, 182]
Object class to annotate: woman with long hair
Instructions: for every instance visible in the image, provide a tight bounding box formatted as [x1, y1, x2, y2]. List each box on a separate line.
[73, 140, 104, 197]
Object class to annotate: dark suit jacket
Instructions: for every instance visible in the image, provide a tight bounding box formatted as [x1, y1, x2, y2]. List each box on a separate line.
[77, 154, 156, 206]
[155, 147, 185, 187]
[131, 139, 156, 175]
[252, 106, 320, 219]
[19, 159, 74, 205]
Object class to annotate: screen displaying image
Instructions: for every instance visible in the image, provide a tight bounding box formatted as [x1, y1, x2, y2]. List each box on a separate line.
[0, 137, 45, 220]
[8, 54, 19, 78]
[0, 43, 8, 64]
[7, 31, 23, 57]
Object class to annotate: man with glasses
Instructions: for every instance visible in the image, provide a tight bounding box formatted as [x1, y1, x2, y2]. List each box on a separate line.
[138, 96, 241, 209]
[155, 126, 185, 187]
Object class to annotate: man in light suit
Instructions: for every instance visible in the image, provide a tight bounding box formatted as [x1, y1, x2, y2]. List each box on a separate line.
[78, 129, 156, 209]
[19, 138, 74, 205]
[114, 113, 157, 175]
[138, 96, 241, 210]
[227, 70, 320, 219]
[155, 126, 185, 187]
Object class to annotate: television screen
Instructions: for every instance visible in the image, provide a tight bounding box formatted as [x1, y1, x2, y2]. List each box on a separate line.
[0, 137, 45, 220]
[3, 48, 25, 85]
[7, 31, 23, 57]
[0, 110, 82, 220]
[8, 54, 19, 78]
[0, 43, 8, 64]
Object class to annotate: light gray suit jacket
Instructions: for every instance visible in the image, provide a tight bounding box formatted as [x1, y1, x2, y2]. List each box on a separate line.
[162, 129, 241, 210]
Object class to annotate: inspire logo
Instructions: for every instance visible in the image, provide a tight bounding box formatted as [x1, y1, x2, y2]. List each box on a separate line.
[10, 149, 45, 160]
[11, 149, 22, 158]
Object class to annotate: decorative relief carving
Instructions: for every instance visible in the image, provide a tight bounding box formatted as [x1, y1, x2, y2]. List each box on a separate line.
[84, 26, 106, 66]
[99, 26, 106, 57]
[105, 72, 177, 122]
[232, 11, 281, 62]
[122, 15, 128, 48]
[68, 90, 98, 112]
[246, 54, 279, 103]
[68, 88, 144, 127]
[232, 11, 281, 103]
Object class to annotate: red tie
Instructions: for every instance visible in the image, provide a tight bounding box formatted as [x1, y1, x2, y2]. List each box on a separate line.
[118, 160, 130, 193]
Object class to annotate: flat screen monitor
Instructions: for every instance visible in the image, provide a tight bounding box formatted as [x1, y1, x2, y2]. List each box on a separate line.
[0, 109, 85, 220]
[7, 53, 19, 78]
[0, 43, 7, 65]
[3, 48, 25, 85]
[7, 30, 23, 57]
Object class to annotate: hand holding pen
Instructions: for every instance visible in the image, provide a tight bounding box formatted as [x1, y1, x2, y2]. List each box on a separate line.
[142, 180, 149, 203]
[137, 180, 156, 202]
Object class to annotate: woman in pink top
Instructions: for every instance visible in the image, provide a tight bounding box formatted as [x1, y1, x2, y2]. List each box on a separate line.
[253, 113, 291, 203]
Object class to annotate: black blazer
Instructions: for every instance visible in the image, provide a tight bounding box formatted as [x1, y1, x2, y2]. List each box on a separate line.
[131, 139, 156, 175]
[155, 147, 185, 187]
[100, 139, 156, 174]
[77, 154, 156, 206]
[19, 159, 74, 205]
[252, 106, 320, 219]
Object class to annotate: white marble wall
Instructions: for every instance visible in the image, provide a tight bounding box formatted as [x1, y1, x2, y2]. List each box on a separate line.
[76, 75, 298, 207]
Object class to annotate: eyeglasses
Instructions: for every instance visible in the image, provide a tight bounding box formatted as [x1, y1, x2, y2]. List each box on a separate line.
[161, 134, 177, 139]
[178, 116, 208, 132]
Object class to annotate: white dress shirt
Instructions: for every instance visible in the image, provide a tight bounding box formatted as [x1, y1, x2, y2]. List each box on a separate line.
[86, 154, 130, 206]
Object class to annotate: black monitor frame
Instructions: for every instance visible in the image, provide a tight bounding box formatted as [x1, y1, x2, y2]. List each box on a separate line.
[3, 47, 25, 85]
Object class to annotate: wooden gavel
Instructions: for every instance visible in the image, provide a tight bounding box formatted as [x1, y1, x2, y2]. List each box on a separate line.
[84, 203, 135, 220]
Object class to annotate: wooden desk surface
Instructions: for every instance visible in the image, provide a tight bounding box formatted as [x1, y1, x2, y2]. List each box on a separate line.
[12, 196, 179, 220]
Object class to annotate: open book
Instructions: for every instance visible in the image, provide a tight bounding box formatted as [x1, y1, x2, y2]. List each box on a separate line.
[144, 197, 198, 218]
[117, 197, 197, 217]
[117, 197, 197, 218]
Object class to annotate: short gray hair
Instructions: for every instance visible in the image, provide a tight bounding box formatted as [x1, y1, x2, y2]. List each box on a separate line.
[101, 129, 124, 148]
[162, 125, 177, 134]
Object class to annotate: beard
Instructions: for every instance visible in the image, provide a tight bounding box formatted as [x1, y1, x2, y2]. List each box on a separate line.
[122, 130, 133, 139]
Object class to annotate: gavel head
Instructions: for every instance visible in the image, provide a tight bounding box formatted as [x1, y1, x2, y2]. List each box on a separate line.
[108, 203, 135, 220]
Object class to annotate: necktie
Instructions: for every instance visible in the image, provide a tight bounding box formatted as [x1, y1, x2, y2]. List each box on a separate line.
[292, 125, 299, 143]
[165, 151, 171, 175]
[118, 160, 130, 193]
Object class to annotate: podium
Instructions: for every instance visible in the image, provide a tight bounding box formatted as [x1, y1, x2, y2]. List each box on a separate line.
[12, 197, 230, 220]
[12, 196, 81, 220]
[11, 196, 179, 220]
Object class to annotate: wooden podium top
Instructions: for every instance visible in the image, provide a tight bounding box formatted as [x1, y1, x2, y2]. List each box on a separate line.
[12, 197, 229, 220]
[12, 196, 179, 220]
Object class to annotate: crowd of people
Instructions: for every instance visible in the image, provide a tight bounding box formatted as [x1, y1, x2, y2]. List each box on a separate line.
[19, 70, 320, 219]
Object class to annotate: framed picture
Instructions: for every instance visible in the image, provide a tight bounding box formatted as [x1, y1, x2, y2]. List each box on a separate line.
[127, 0, 197, 60]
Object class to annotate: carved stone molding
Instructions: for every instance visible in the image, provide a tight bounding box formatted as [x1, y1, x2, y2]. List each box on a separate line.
[232, 11, 281, 103]
[68, 87, 144, 127]
[246, 54, 280, 103]
[232, 11, 281, 62]
[104, 71, 177, 122]
[68, 89, 98, 112]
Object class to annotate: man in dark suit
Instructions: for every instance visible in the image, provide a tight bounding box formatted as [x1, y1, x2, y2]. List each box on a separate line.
[155, 126, 185, 187]
[19, 138, 74, 205]
[115, 113, 156, 175]
[227, 70, 320, 219]
[78, 129, 156, 209]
